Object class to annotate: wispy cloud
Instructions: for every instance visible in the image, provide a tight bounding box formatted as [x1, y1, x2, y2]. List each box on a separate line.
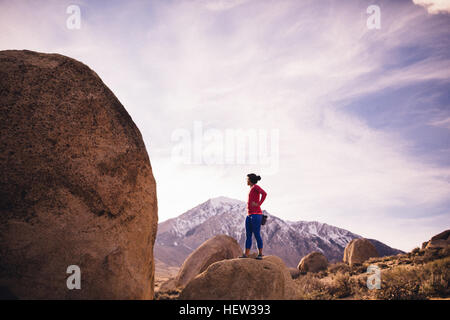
[0, 0, 449, 251]
[429, 116, 450, 129]
[413, 0, 450, 14]
[201, 0, 250, 11]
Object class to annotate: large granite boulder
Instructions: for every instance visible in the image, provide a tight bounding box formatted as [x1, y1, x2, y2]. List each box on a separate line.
[297, 251, 328, 273]
[343, 238, 379, 266]
[175, 234, 242, 288]
[261, 255, 297, 297]
[179, 256, 296, 300]
[425, 229, 450, 249]
[0, 50, 158, 299]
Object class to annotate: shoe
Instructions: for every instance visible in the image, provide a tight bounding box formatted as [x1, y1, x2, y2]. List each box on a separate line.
[239, 254, 248, 258]
[255, 254, 263, 260]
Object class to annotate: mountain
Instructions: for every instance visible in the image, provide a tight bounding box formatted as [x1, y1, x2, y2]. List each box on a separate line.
[155, 196, 404, 268]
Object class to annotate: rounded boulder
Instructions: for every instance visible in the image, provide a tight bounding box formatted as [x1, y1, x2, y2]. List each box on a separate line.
[179, 256, 296, 300]
[343, 239, 379, 266]
[297, 251, 328, 273]
[175, 234, 242, 288]
[0, 50, 158, 299]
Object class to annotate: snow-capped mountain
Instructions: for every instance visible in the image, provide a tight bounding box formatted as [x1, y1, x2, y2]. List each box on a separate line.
[155, 197, 403, 268]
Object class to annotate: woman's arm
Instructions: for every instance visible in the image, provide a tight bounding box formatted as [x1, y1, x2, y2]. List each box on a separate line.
[258, 186, 267, 206]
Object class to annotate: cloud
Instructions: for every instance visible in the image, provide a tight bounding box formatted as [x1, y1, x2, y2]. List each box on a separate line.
[413, 0, 450, 14]
[201, 0, 250, 11]
[1, 0, 449, 251]
[428, 116, 450, 129]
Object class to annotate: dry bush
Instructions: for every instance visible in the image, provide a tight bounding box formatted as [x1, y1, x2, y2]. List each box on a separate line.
[316, 270, 328, 278]
[397, 259, 412, 265]
[295, 271, 364, 299]
[348, 275, 371, 299]
[422, 248, 443, 263]
[422, 247, 450, 262]
[350, 264, 367, 275]
[441, 246, 450, 257]
[373, 256, 449, 300]
[294, 273, 332, 300]
[382, 255, 396, 261]
[297, 271, 370, 299]
[373, 267, 424, 300]
[154, 288, 181, 300]
[420, 257, 450, 297]
[367, 257, 381, 264]
[413, 247, 448, 265]
[328, 272, 352, 298]
[328, 262, 351, 275]
[293, 253, 449, 300]
[413, 255, 425, 264]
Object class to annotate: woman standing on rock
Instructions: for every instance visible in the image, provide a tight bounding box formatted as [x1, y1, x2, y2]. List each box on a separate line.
[240, 173, 267, 260]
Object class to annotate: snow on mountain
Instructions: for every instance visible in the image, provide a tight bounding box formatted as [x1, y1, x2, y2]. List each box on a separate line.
[155, 197, 403, 268]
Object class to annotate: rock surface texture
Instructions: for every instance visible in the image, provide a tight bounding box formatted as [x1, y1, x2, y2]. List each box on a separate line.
[425, 230, 450, 249]
[179, 256, 297, 300]
[175, 234, 242, 288]
[343, 238, 379, 266]
[0, 50, 158, 299]
[297, 251, 328, 273]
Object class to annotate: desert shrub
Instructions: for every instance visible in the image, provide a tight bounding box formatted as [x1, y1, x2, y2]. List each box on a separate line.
[423, 248, 442, 262]
[373, 256, 450, 300]
[440, 246, 450, 258]
[350, 264, 367, 275]
[294, 273, 332, 300]
[399, 259, 412, 265]
[419, 257, 450, 297]
[367, 257, 381, 264]
[411, 247, 420, 255]
[421, 273, 448, 297]
[434, 247, 449, 259]
[383, 255, 396, 261]
[316, 270, 328, 278]
[373, 267, 425, 300]
[348, 275, 371, 299]
[413, 256, 424, 264]
[295, 256, 449, 300]
[328, 262, 351, 275]
[154, 288, 181, 300]
[328, 272, 352, 298]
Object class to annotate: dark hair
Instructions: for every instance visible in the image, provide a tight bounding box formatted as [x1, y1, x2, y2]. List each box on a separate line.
[247, 173, 261, 184]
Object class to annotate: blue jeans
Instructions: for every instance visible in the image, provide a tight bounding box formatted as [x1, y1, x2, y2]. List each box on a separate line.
[245, 214, 263, 250]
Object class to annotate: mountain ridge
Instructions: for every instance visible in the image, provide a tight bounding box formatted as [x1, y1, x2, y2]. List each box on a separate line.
[155, 197, 404, 268]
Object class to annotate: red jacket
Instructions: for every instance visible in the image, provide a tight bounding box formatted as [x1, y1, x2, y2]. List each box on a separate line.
[247, 184, 267, 214]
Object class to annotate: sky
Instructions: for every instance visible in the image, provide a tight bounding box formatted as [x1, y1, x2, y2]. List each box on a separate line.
[1, 0, 449, 251]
